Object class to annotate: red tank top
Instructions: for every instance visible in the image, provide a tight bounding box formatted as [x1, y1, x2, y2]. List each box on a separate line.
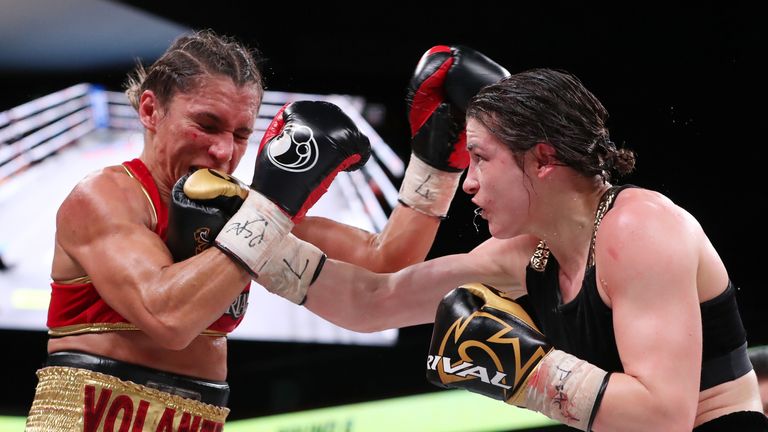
[47, 158, 249, 337]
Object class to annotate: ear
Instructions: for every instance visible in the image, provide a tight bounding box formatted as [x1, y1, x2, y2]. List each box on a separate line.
[531, 142, 559, 178]
[138, 90, 160, 132]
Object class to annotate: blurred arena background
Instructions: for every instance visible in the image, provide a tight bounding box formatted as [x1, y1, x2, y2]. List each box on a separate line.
[0, 1, 763, 430]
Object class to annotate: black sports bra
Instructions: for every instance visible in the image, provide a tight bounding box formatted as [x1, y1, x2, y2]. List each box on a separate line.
[523, 185, 752, 390]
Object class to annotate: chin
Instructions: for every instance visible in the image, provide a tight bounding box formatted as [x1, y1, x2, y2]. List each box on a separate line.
[488, 224, 504, 239]
[488, 223, 516, 239]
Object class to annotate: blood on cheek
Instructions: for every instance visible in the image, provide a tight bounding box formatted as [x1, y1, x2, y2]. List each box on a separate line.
[185, 130, 213, 147]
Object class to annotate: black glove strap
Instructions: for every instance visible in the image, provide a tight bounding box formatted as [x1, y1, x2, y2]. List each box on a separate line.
[587, 372, 612, 431]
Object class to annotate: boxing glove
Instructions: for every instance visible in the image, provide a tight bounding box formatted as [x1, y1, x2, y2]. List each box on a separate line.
[218, 100, 369, 277]
[251, 101, 371, 222]
[401, 46, 510, 218]
[166, 169, 247, 262]
[427, 283, 611, 431]
[443, 46, 512, 112]
[167, 169, 326, 304]
[168, 101, 370, 280]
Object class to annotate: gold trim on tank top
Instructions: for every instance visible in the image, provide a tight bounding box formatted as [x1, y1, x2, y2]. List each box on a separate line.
[587, 186, 618, 268]
[54, 275, 92, 285]
[529, 186, 619, 272]
[122, 164, 158, 231]
[49, 165, 158, 293]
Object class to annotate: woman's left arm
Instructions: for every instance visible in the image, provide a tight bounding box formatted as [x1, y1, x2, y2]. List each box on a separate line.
[292, 205, 440, 273]
[592, 197, 703, 431]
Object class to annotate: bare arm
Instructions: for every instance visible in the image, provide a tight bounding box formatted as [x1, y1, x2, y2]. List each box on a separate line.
[591, 198, 703, 431]
[56, 168, 250, 350]
[292, 205, 440, 273]
[302, 235, 537, 332]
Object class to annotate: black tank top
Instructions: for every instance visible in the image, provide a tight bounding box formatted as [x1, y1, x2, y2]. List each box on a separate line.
[523, 185, 752, 390]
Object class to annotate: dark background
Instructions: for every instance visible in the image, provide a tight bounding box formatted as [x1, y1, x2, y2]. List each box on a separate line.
[1, 0, 765, 424]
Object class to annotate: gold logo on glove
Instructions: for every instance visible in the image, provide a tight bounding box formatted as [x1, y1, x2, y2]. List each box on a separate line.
[428, 283, 550, 402]
[194, 227, 212, 254]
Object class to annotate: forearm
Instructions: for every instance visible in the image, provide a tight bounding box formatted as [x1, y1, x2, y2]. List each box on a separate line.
[135, 249, 250, 348]
[522, 358, 696, 431]
[371, 205, 440, 270]
[70, 231, 249, 349]
[302, 259, 391, 332]
[303, 254, 474, 332]
[293, 207, 440, 273]
[591, 373, 696, 432]
[425, 284, 699, 432]
[532, 366, 695, 431]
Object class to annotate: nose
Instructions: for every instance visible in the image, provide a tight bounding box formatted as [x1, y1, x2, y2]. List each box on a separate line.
[463, 166, 479, 195]
[208, 135, 234, 164]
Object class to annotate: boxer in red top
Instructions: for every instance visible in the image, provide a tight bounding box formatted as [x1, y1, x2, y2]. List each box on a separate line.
[27, 31, 509, 430]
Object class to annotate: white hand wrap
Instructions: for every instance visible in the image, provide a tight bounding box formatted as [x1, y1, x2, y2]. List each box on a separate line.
[521, 349, 610, 431]
[215, 192, 293, 277]
[256, 234, 326, 305]
[398, 153, 462, 218]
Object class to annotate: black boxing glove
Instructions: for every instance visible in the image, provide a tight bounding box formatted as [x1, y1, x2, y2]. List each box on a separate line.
[166, 169, 247, 262]
[250, 101, 371, 222]
[167, 101, 367, 300]
[427, 283, 611, 431]
[443, 46, 511, 112]
[401, 46, 510, 218]
[214, 101, 370, 279]
[167, 169, 326, 304]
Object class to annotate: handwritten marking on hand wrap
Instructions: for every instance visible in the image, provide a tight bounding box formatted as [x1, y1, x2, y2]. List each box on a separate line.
[283, 258, 309, 280]
[415, 174, 433, 200]
[225, 217, 267, 248]
[552, 365, 579, 423]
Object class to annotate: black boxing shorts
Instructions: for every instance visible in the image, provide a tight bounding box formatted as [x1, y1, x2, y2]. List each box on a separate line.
[692, 411, 768, 432]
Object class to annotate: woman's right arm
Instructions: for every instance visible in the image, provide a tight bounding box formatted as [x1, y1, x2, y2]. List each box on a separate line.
[302, 235, 538, 332]
[56, 169, 251, 350]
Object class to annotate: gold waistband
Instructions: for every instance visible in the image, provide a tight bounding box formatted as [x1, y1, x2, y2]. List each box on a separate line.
[25, 366, 229, 431]
[54, 275, 92, 285]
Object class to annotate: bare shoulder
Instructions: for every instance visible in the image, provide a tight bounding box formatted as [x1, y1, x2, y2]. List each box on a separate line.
[600, 187, 703, 241]
[595, 187, 704, 295]
[57, 165, 152, 237]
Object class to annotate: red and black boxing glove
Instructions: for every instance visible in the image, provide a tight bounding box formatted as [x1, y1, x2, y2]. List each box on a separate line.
[401, 45, 510, 218]
[167, 168, 326, 305]
[252, 101, 371, 222]
[168, 101, 371, 294]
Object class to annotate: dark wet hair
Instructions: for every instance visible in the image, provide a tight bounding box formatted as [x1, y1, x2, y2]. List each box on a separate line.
[124, 29, 264, 112]
[467, 68, 635, 182]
